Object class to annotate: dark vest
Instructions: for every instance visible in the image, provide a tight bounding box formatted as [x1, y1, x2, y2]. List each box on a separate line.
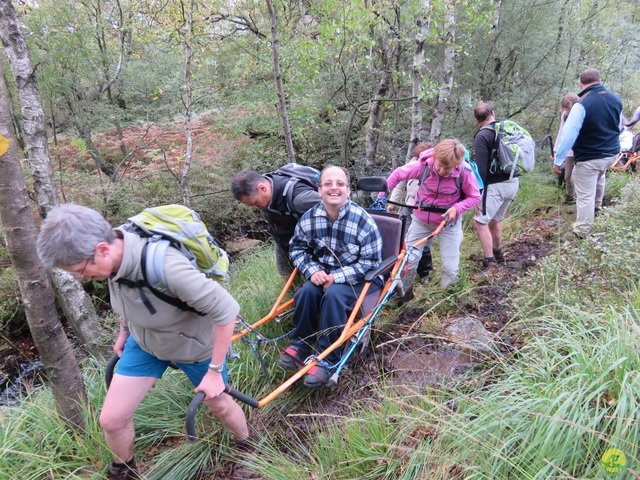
[262, 174, 306, 252]
[573, 83, 622, 162]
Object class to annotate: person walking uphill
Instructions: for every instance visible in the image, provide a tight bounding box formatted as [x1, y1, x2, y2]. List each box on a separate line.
[555, 92, 580, 204]
[231, 167, 321, 277]
[278, 166, 383, 388]
[554, 68, 623, 239]
[388, 143, 435, 284]
[472, 102, 520, 273]
[36, 205, 249, 480]
[385, 139, 481, 300]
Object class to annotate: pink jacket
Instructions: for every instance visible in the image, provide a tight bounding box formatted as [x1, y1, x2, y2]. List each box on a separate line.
[385, 148, 481, 226]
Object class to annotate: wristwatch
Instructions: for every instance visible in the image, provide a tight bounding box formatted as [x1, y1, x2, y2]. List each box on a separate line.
[208, 363, 224, 373]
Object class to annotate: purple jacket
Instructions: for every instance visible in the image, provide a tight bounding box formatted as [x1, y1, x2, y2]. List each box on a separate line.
[385, 148, 481, 226]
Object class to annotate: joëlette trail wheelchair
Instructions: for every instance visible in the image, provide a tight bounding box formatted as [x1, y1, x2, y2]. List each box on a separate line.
[105, 176, 446, 442]
[609, 133, 639, 173]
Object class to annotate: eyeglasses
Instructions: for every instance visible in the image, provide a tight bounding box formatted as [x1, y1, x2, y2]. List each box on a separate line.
[321, 181, 348, 189]
[71, 258, 91, 279]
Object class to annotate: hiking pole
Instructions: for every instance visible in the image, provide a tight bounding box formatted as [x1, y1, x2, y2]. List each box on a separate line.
[186, 388, 259, 443]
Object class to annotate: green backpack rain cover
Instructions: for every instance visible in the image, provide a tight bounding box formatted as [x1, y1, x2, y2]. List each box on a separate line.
[487, 120, 536, 178]
[120, 205, 229, 314]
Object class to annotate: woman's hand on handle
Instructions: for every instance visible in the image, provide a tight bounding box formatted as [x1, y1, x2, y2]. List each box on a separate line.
[443, 207, 457, 224]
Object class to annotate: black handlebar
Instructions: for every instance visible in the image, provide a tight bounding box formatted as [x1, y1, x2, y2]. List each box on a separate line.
[105, 353, 120, 389]
[186, 392, 206, 442]
[185, 388, 259, 442]
[105, 353, 259, 443]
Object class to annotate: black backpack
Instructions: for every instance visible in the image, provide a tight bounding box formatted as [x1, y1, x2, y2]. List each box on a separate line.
[268, 163, 321, 218]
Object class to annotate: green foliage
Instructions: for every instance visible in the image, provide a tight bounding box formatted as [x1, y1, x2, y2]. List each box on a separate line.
[507, 167, 560, 221]
[519, 176, 640, 312]
[69, 138, 87, 152]
[426, 308, 640, 479]
[0, 230, 26, 335]
[17, 0, 640, 172]
[0, 364, 107, 480]
[0, 266, 26, 336]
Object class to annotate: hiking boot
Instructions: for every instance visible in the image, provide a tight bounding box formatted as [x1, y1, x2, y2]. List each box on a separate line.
[418, 273, 430, 285]
[560, 231, 584, 243]
[303, 365, 331, 388]
[229, 437, 258, 479]
[492, 247, 505, 264]
[277, 345, 309, 370]
[396, 286, 415, 306]
[478, 259, 499, 277]
[234, 436, 255, 454]
[108, 460, 141, 480]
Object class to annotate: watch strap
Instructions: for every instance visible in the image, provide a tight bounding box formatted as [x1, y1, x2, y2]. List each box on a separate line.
[208, 362, 224, 373]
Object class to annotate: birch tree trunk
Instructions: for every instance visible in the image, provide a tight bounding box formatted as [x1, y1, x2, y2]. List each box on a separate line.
[266, 0, 296, 163]
[0, 57, 87, 429]
[478, 0, 503, 100]
[364, 69, 391, 174]
[0, 0, 109, 359]
[180, 0, 195, 206]
[407, 0, 431, 162]
[429, 0, 455, 142]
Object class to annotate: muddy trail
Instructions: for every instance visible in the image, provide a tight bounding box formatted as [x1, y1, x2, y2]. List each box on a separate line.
[212, 207, 567, 479]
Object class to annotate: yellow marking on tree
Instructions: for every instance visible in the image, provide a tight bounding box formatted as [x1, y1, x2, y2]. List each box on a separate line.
[0, 134, 10, 156]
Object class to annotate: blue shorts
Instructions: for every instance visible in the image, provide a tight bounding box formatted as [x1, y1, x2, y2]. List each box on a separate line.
[116, 335, 228, 386]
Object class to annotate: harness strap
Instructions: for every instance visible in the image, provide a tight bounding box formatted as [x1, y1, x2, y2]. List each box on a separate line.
[415, 205, 449, 214]
[115, 242, 202, 316]
[282, 177, 300, 218]
[415, 163, 466, 213]
[115, 276, 158, 315]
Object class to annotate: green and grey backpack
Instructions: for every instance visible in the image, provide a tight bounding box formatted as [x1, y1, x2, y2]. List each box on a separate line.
[483, 120, 536, 178]
[118, 205, 229, 315]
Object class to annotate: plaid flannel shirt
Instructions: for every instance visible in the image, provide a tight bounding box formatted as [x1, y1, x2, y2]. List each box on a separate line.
[289, 199, 382, 285]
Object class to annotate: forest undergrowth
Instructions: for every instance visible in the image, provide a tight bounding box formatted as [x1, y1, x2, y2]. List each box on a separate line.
[0, 159, 639, 479]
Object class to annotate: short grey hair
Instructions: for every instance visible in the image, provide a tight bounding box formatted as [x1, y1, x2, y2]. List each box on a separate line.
[37, 204, 115, 268]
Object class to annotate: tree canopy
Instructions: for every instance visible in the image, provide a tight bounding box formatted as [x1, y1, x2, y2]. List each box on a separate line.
[12, 0, 638, 177]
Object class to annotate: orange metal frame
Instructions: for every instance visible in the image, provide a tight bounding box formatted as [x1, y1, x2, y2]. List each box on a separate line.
[609, 151, 638, 172]
[230, 219, 446, 408]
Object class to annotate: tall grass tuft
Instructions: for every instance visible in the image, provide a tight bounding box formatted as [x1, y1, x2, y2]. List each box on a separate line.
[1, 174, 639, 479]
[428, 307, 640, 479]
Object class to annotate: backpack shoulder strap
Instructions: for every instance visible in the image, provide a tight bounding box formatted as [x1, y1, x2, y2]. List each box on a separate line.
[116, 236, 202, 316]
[421, 161, 464, 190]
[140, 238, 202, 315]
[419, 162, 430, 185]
[281, 177, 300, 218]
[477, 122, 499, 150]
[266, 173, 298, 217]
[456, 167, 464, 190]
